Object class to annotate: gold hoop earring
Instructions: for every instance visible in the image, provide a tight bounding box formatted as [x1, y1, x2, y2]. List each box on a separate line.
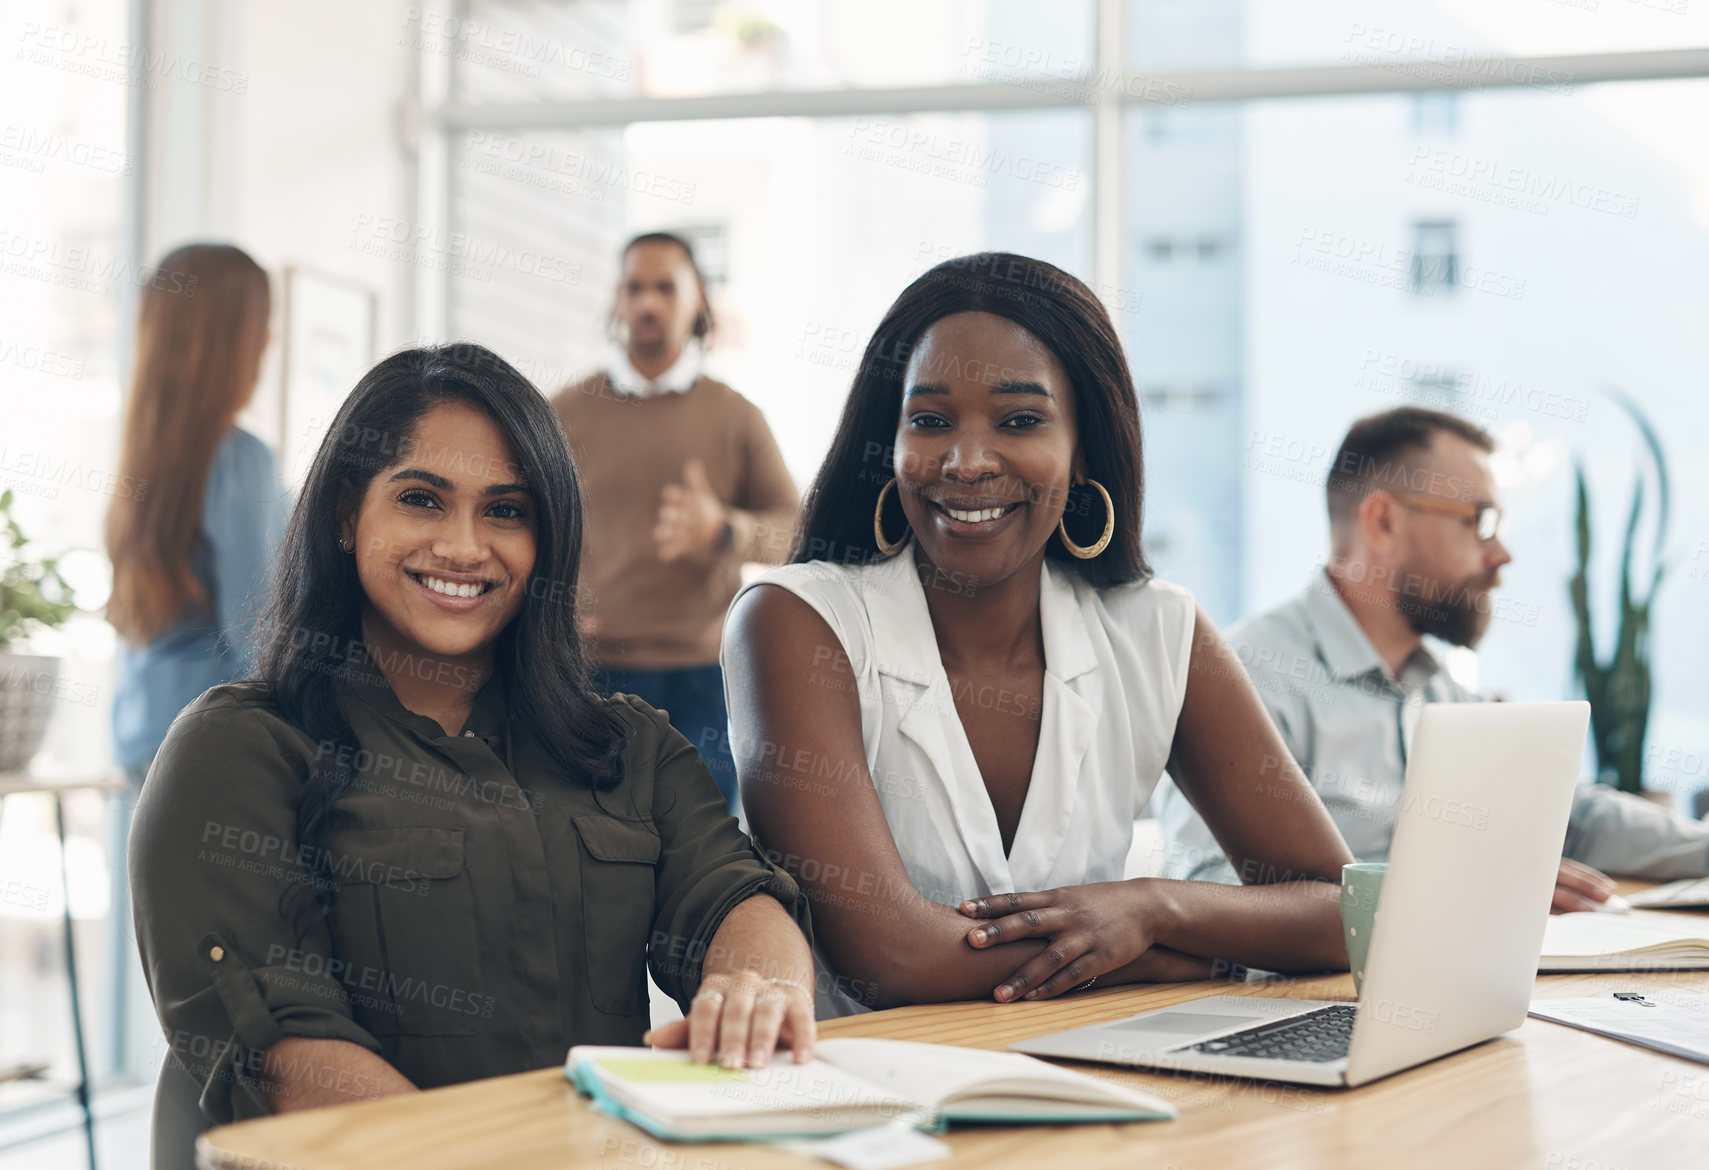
[1058, 479, 1114, 559]
[873, 478, 910, 558]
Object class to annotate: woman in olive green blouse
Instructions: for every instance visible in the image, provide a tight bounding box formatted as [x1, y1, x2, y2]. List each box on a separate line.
[129, 344, 815, 1164]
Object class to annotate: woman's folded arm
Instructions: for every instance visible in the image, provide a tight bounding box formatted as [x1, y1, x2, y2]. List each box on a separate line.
[726, 584, 1085, 1008]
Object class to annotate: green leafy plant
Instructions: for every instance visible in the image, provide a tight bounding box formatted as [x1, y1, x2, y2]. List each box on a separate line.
[0, 489, 77, 652]
[1568, 392, 1667, 794]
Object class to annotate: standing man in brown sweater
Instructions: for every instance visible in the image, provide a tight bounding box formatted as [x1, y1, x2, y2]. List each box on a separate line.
[552, 232, 799, 813]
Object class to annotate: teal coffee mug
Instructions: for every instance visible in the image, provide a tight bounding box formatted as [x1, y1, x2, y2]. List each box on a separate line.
[1340, 862, 1387, 997]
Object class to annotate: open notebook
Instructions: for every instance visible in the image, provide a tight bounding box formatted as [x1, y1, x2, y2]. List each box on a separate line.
[566, 1038, 1175, 1141]
[1541, 910, 1709, 971]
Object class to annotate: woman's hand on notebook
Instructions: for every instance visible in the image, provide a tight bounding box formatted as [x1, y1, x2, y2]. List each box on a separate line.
[962, 881, 1174, 1003]
[643, 969, 817, 1069]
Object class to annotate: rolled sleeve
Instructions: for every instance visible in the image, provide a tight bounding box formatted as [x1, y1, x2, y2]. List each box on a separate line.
[634, 704, 812, 1008]
[130, 697, 381, 1124]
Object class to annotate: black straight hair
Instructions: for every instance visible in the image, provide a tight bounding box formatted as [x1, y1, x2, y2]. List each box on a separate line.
[255, 342, 628, 934]
[792, 252, 1149, 589]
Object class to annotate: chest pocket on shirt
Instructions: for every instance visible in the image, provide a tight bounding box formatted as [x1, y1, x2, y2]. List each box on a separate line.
[323, 826, 490, 1037]
[572, 815, 660, 1017]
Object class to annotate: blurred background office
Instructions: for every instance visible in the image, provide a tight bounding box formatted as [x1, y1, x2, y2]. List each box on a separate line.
[2, 1, 1708, 1165]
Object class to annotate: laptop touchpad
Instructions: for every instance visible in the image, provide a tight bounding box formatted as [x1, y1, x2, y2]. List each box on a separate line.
[1114, 1011, 1267, 1035]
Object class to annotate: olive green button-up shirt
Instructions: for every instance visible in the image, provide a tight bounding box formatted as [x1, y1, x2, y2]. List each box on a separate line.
[129, 651, 810, 1125]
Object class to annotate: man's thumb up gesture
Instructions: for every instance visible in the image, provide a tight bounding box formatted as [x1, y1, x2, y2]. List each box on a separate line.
[655, 458, 730, 562]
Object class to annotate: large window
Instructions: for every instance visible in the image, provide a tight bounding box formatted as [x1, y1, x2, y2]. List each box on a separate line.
[440, 0, 1096, 101]
[1234, 80, 1709, 804]
[448, 110, 1091, 484]
[1130, 0, 1709, 69]
[5, 3, 1709, 1157]
[414, 2, 1709, 812]
[0, 0, 147, 1133]
[433, 1, 1101, 482]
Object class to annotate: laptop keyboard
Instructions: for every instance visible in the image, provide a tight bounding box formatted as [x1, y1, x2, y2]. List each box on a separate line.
[1176, 1003, 1357, 1063]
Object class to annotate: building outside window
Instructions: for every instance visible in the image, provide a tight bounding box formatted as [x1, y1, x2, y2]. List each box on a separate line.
[1410, 219, 1461, 295]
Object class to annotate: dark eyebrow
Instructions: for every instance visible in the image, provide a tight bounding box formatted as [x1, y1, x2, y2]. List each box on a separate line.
[387, 469, 530, 497]
[388, 468, 450, 489]
[903, 380, 1054, 399]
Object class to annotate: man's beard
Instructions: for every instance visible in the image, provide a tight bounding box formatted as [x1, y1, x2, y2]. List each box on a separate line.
[1400, 569, 1499, 648]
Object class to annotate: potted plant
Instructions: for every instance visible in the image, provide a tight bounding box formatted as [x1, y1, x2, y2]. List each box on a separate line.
[0, 488, 77, 773]
[1567, 392, 1667, 802]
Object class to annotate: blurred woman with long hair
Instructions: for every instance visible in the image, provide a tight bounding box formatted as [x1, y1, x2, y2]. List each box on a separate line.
[105, 243, 286, 787]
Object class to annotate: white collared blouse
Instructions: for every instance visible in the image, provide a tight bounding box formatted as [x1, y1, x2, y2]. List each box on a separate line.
[723, 552, 1196, 1015]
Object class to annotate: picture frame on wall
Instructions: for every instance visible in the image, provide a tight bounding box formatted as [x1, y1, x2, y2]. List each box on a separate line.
[278, 266, 378, 488]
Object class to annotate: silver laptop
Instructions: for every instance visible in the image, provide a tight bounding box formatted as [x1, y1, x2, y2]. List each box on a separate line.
[1012, 701, 1590, 1088]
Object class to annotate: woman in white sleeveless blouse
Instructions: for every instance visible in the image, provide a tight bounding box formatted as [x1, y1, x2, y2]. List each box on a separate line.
[723, 254, 1355, 1017]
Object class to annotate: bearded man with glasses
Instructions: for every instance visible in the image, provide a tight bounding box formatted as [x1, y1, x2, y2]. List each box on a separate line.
[1155, 407, 1709, 908]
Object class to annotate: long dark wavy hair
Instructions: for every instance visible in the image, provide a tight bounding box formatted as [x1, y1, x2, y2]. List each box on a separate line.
[792, 252, 1150, 588]
[255, 343, 628, 934]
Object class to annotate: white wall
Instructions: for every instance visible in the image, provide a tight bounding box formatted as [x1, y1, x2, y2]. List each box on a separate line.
[144, 0, 419, 450]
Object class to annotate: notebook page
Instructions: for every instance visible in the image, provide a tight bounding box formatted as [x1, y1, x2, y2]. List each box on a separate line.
[1542, 911, 1709, 959]
[816, 1038, 1170, 1112]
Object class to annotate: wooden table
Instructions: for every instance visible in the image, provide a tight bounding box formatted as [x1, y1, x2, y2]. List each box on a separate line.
[198, 961, 1709, 1170]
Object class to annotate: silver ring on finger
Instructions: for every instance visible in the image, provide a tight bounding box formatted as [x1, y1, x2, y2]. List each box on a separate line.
[1072, 974, 1097, 992]
[764, 977, 813, 1000]
[692, 989, 726, 1007]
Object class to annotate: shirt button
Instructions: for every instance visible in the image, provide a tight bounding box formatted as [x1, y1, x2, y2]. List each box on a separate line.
[464, 730, 474, 737]
[209, 945, 225, 962]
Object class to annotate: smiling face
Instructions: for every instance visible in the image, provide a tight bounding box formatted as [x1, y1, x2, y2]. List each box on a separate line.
[337, 402, 538, 667]
[893, 311, 1081, 587]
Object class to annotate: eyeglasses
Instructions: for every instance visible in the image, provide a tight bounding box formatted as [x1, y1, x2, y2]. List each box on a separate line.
[1390, 493, 1505, 542]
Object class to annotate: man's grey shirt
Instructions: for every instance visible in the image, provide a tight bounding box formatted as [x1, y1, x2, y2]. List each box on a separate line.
[1152, 571, 1709, 883]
